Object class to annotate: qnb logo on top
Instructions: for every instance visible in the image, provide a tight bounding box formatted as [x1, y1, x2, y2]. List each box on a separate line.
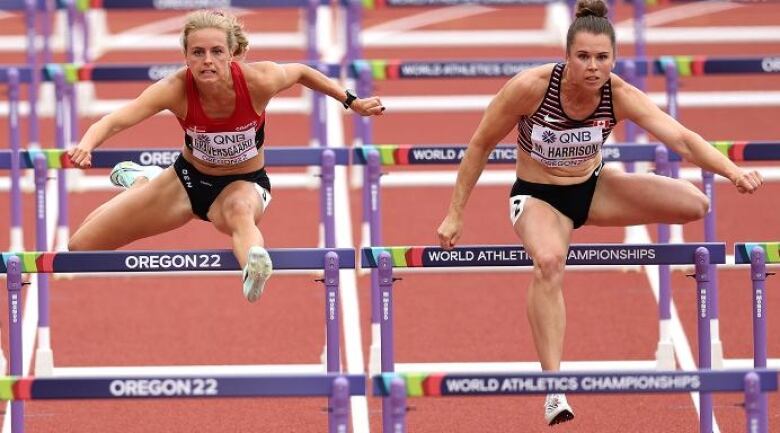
[530, 125, 603, 167]
[188, 128, 258, 165]
[195, 134, 212, 149]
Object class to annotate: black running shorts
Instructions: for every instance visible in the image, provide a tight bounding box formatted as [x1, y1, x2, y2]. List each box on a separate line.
[173, 155, 272, 221]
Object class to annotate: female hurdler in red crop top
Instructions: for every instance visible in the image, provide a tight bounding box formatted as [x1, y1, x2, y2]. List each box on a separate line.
[178, 62, 266, 167]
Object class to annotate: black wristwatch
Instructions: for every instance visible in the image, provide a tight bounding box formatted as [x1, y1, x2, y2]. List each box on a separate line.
[343, 89, 357, 109]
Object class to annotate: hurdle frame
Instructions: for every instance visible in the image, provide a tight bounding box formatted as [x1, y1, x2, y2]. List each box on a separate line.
[353, 142, 780, 378]
[362, 243, 734, 433]
[2, 147, 350, 376]
[372, 368, 778, 433]
[3, 248, 355, 433]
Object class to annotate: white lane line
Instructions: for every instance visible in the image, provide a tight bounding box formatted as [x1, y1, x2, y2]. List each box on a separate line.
[365, 5, 493, 33]
[617, 1, 743, 28]
[321, 13, 371, 432]
[636, 225, 721, 433]
[88, 9, 251, 58]
[99, 8, 250, 38]
[328, 102, 370, 433]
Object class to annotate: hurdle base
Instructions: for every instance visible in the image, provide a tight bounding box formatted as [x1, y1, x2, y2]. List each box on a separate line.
[369, 324, 381, 376]
[710, 340, 724, 370]
[320, 344, 328, 369]
[35, 348, 54, 376]
[10, 227, 24, 252]
[55, 226, 70, 252]
[655, 340, 676, 370]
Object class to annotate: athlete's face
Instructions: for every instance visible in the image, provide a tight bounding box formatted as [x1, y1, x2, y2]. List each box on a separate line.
[565, 32, 614, 89]
[185, 28, 232, 83]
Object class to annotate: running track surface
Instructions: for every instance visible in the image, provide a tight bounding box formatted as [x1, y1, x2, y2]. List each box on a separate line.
[0, 3, 778, 432]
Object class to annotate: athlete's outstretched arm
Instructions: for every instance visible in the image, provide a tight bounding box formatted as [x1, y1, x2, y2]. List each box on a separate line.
[253, 62, 384, 116]
[68, 71, 183, 168]
[437, 74, 535, 249]
[615, 80, 762, 194]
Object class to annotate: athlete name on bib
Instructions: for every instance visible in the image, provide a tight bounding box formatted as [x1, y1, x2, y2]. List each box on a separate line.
[188, 127, 258, 166]
[530, 125, 602, 168]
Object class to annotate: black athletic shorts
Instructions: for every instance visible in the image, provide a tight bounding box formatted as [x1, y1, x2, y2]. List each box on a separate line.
[173, 155, 272, 221]
[509, 163, 603, 229]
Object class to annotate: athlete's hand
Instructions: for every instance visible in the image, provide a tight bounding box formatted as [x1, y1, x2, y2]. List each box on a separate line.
[351, 96, 385, 117]
[437, 214, 463, 250]
[732, 169, 763, 194]
[67, 143, 93, 168]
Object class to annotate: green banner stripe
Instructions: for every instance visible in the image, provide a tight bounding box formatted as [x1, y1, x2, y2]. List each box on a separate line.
[711, 141, 731, 157]
[0, 378, 15, 401]
[370, 60, 387, 80]
[674, 56, 694, 77]
[403, 372, 426, 397]
[389, 247, 408, 267]
[21, 253, 39, 272]
[378, 147, 396, 165]
[765, 243, 780, 262]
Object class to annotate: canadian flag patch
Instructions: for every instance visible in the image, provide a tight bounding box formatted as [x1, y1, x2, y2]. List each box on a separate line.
[592, 119, 610, 128]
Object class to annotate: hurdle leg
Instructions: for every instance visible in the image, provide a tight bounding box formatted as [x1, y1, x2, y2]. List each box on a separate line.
[750, 247, 769, 433]
[329, 376, 350, 433]
[701, 170, 723, 369]
[694, 248, 714, 433]
[323, 252, 344, 432]
[33, 155, 54, 376]
[319, 151, 337, 371]
[7, 257, 25, 433]
[654, 146, 676, 370]
[743, 372, 761, 433]
[366, 151, 383, 377]
[389, 377, 407, 433]
[376, 252, 396, 433]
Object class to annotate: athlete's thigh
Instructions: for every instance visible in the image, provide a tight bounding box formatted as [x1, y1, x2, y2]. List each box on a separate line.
[208, 181, 266, 231]
[514, 198, 573, 260]
[587, 164, 707, 226]
[71, 169, 193, 249]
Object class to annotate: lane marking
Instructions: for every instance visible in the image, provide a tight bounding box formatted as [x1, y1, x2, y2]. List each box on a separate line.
[322, 22, 371, 433]
[365, 5, 492, 33]
[617, 1, 743, 28]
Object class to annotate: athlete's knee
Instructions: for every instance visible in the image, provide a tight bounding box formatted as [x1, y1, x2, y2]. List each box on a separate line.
[532, 251, 566, 282]
[221, 196, 257, 222]
[680, 186, 709, 222]
[67, 232, 89, 251]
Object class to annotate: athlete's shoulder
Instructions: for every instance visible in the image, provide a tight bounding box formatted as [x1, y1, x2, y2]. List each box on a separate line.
[496, 63, 554, 111]
[608, 71, 645, 104]
[145, 67, 186, 109]
[506, 63, 555, 94]
[160, 67, 187, 86]
[242, 61, 282, 78]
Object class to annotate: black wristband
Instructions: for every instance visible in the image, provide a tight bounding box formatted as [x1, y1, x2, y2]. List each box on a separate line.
[343, 89, 357, 109]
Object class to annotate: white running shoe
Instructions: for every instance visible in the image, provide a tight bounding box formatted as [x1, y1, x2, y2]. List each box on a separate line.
[242, 246, 273, 303]
[109, 161, 164, 189]
[544, 393, 574, 426]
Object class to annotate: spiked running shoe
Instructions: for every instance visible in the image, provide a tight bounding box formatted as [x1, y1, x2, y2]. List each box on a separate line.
[109, 161, 164, 189]
[545, 393, 574, 426]
[242, 246, 273, 303]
